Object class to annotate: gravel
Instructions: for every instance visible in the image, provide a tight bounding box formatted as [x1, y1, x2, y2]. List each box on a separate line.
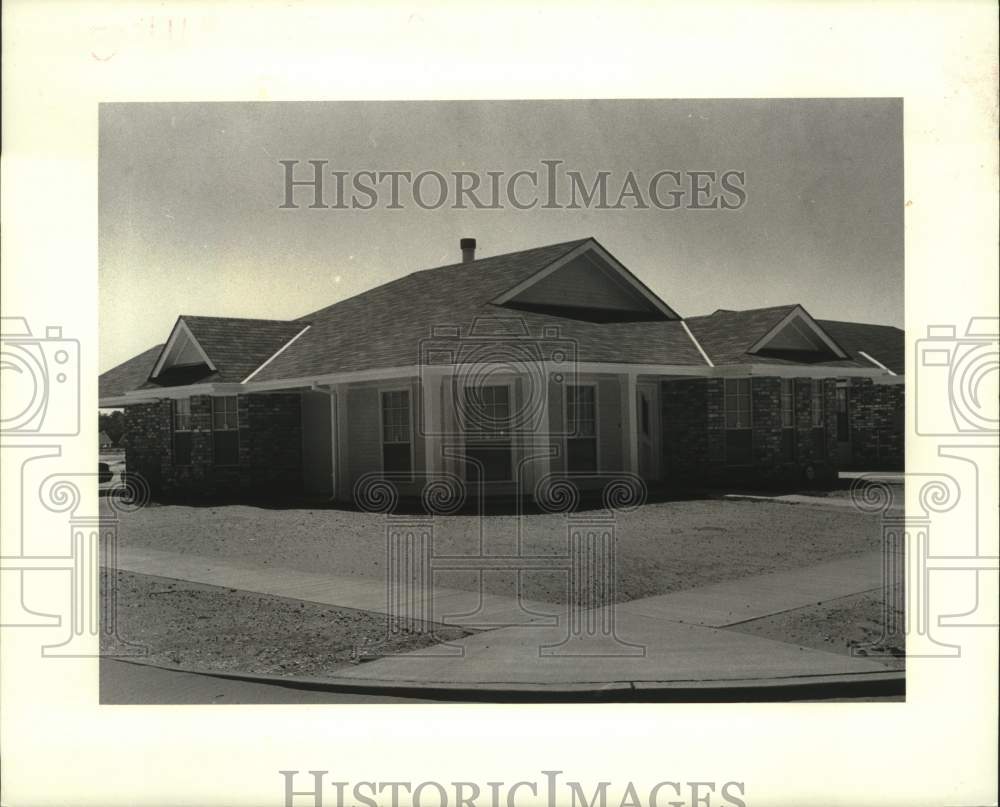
[114, 499, 888, 604]
[726, 590, 906, 670]
[104, 570, 472, 678]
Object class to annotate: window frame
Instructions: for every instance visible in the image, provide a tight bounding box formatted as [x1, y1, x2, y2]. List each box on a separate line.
[723, 378, 754, 466]
[379, 386, 414, 478]
[810, 379, 826, 429]
[564, 383, 600, 474]
[461, 381, 515, 483]
[211, 396, 240, 467]
[780, 378, 796, 462]
[810, 379, 827, 458]
[172, 398, 193, 466]
[780, 378, 796, 429]
[835, 381, 850, 442]
[724, 378, 753, 430]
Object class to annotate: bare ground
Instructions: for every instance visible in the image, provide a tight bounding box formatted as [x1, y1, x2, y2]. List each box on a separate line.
[103, 570, 471, 678]
[725, 590, 906, 670]
[113, 498, 890, 604]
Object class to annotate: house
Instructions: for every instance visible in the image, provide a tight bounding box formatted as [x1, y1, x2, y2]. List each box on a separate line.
[99, 237, 904, 501]
[98, 431, 113, 450]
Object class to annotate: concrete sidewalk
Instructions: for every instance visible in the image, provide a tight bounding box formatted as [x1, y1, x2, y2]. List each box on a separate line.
[328, 609, 890, 688]
[112, 545, 894, 690]
[617, 551, 888, 627]
[113, 546, 563, 627]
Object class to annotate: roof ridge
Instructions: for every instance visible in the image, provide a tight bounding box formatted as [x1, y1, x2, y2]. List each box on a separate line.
[817, 317, 903, 330]
[296, 236, 594, 322]
[408, 237, 592, 278]
[180, 314, 299, 324]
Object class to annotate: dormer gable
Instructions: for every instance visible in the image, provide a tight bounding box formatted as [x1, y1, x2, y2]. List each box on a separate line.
[492, 239, 679, 322]
[149, 317, 215, 380]
[748, 305, 849, 361]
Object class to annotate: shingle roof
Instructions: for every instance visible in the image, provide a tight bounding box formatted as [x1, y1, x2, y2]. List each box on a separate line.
[100, 317, 307, 397]
[816, 319, 905, 374]
[252, 238, 705, 382]
[168, 316, 306, 383]
[127, 316, 306, 389]
[99, 343, 164, 400]
[99, 239, 904, 401]
[685, 306, 869, 368]
[685, 305, 799, 365]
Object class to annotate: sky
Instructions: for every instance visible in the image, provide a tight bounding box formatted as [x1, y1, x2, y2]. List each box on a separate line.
[99, 99, 903, 372]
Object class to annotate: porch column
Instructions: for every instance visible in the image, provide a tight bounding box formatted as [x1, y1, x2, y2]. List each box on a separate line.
[620, 372, 639, 474]
[318, 383, 348, 500]
[527, 371, 552, 493]
[422, 369, 446, 479]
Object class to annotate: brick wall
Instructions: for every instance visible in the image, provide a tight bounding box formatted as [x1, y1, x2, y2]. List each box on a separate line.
[122, 400, 171, 493]
[661, 375, 846, 486]
[124, 393, 302, 499]
[750, 377, 783, 467]
[661, 378, 711, 477]
[846, 378, 904, 469]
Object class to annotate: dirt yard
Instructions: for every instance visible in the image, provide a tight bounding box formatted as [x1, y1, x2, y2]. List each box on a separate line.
[104, 570, 471, 678]
[113, 498, 890, 604]
[728, 590, 906, 670]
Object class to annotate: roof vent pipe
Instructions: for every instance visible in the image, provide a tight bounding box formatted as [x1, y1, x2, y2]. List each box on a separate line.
[460, 238, 477, 263]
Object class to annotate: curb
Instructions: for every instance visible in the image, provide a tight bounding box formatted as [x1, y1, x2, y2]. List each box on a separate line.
[722, 493, 904, 510]
[104, 656, 905, 702]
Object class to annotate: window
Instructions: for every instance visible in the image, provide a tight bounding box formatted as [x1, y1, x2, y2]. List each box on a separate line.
[810, 380, 825, 427]
[172, 398, 193, 465]
[463, 384, 511, 437]
[566, 385, 598, 473]
[380, 389, 412, 476]
[835, 384, 850, 442]
[780, 379, 796, 461]
[810, 380, 826, 457]
[724, 378, 753, 465]
[212, 396, 239, 466]
[724, 378, 752, 429]
[463, 384, 512, 482]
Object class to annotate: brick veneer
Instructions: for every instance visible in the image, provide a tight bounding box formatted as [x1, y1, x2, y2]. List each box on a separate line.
[661, 376, 902, 485]
[124, 393, 302, 498]
[846, 377, 904, 469]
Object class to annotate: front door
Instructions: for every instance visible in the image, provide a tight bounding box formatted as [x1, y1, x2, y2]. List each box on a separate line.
[636, 382, 659, 481]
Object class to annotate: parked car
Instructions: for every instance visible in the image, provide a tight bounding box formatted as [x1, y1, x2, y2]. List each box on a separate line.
[98, 462, 113, 484]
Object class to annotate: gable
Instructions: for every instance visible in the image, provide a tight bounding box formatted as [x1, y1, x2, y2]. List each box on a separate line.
[493, 240, 679, 322]
[507, 252, 659, 316]
[252, 238, 704, 383]
[150, 318, 215, 379]
[748, 306, 848, 360]
[684, 305, 867, 367]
